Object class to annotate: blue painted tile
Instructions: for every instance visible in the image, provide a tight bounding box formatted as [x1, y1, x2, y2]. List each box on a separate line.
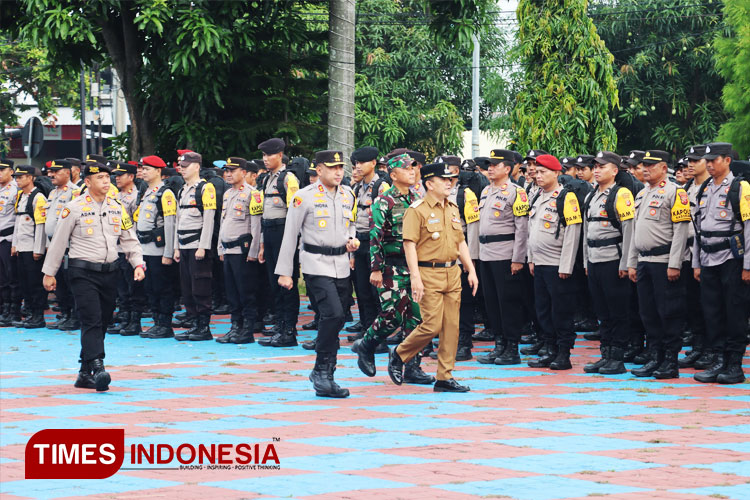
[148, 366, 258, 377]
[325, 416, 490, 431]
[0, 475, 179, 500]
[454, 368, 551, 379]
[684, 461, 750, 476]
[510, 417, 679, 434]
[534, 403, 689, 417]
[354, 402, 501, 416]
[492, 436, 670, 452]
[675, 484, 750, 500]
[291, 432, 468, 450]
[557, 381, 701, 390]
[706, 424, 750, 434]
[145, 416, 305, 432]
[53, 389, 195, 403]
[204, 472, 412, 496]
[256, 380, 383, 390]
[116, 378, 230, 390]
[7, 402, 157, 417]
[463, 453, 663, 474]
[0, 390, 33, 399]
[695, 442, 750, 453]
[219, 391, 354, 403]
[384, 392, 523, 402]
[181, 403, 334, 416]
[1, 418, 124, 435]
[712, 395, 750, 402]
[281, 450, 443, 472]
[0, 376, 75, 388]
[435, 475, 648, 500]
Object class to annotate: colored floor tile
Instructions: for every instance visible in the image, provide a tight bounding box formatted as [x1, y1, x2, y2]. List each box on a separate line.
[203, 472, 413, 496]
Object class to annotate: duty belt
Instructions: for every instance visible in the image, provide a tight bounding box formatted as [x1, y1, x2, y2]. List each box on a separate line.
[67, 258, 118, 273]
[587, 236, 623, 248]
[479, 233, 515, 244]
[0, 226, 12, 237]
[302, 243, 348, 256]
[639, 243, 671, 257]
[222, 234, 252, 250]
[177, 228, 201, 245]
[700, 229, 741, 238]
[137, 226, 166, 247]
[384, 255, 407, 267]
[261, 218, 285, 229]
[418, 260, 457, 268]
[700, 240, 731, 253]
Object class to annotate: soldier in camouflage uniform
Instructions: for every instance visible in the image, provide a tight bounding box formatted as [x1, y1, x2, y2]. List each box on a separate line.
[351, 154, 434, 384]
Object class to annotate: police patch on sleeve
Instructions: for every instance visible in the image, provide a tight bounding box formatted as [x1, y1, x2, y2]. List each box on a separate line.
[563, 191, 582, 225]
[162, 191, 177, 216]
[513, 187, 530, 217]
[121, 205, 133, 230]
[464, 188, 480, 223]
[615, 188, 635, 221]
[202, 183, 217, 211]
[671, 188, 691, 223]
[293, 195, 303, 208]
[61, 207, 70, 219]
[739, 180, 750, 222]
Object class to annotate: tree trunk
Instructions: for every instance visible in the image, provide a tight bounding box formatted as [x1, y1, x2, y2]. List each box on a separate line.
[98, 6, 156, 159]
[328, 0, 355, 163]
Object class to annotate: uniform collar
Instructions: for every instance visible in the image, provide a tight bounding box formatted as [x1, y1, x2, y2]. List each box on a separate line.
[425, 192, 444, 208]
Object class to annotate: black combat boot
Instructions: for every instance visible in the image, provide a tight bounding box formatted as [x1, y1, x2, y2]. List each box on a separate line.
[549, 347, 572, 370]
[521, 340, 545, 356]
[172, 314, 195, 329]
[309, 352, 349, 398]
[345, 320, 363, 334]
[0, 303, 9, 324]
[216, 319, 242, 343]
[300, 318, 318, 330]
[301, 339, 317, 350]
[386, 330, 404, 345]
[230, 323, 255, 344]
[653, 350, 679, 379]
[477, 339, 505, 364]
[352, 337, 379, 377]
[89, 358, 111, 392]
[633, 347, 654, 365]
[119, 312, 142, 336]
[584, 345, 609, 373]
[678, 346, 704, 368]
[188, 315, 213, 341]
[694, 353, 726, 383]
[455, 329, 474, 361]
[259, 321, 298, 347]
[716, 351, 746, 385]
[107, 312, 130, 334]
[58, 312, 81, 331]
[375, 340, 389, 354]
[693, 351, 719, 370]
[74, 361, 96, 389]
[599, 346, 627, 375]
[495, 341, 521, 365]
[623, 342, 643, 363]
[528, 344, 557, 368]
[404, 353, 436, 384]
[146, 314, 175, 339]
[632, 350, 664, 377]
[472, 328, 494, 342]
[48, 310, 70, 330]
[22, 310, 46, 329]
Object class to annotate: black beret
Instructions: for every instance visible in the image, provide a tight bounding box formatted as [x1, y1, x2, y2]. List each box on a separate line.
[351, 146, 379, 164]
[258, 138, 285, 155]
[406, 150, 426, 165]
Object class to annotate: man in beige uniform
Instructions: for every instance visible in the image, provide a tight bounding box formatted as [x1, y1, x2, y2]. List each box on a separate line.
[388, 162, 479, 393]
[42, 161, 144, 392]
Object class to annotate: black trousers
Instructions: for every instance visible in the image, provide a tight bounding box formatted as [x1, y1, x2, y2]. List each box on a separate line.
[304, 274, 321, 323]
[54, 262, 75, 313]
[459, 264, 477, 345]
[520, 263, 538, 331]
[256, 262, 270, 320]
[572, 258, 596, 321]
[683, 260, 706, 344]
[533, 265, 576, 349]
[223, 253, 258, 326]
[700, 258, 750, 355]
[179, 248, 213, 317]
[0, 240, 20, 305]
[144, 255, 175, 316]
[116, 253, 146, 313]
[629, 281, 645, 347]
[587, 260, 630, 348]
[635, 261, 685, 353]
[18, 251, 46, 311]
[68, 266, 118, 362]
[262, 224, 299, 327]
[480, 260, 525, 342]
[352, 240, 380, 329]
[305, 274, 351, 353]
[212, 250, 226, 304]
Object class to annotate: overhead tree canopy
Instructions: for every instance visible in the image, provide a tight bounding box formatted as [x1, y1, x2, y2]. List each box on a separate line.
[592, 0, 726, 154]
[714, 0, 750, 158]
[511, 0, 619, 155]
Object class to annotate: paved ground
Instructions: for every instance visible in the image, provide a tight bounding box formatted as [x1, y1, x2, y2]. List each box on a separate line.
[1, 299, 749, 500]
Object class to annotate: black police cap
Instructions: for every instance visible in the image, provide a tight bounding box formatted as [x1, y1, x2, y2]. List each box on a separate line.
[12, 165, 35, 177]
[686, 144, 706, 161]
[314, 150, 345, 166]
[703, 142, 733, 161]
[574, 154, 595, 168]
[224, 157, 248, 170]
[64, 157, 82, 167]
[524, 149, 549, 162]
[0, 159, 14, 169]
[83, 162, 112, 176]
[625, 150, 645, 167]
[85, 154, 108, 164]
[473, 156, 491, 170]
[421, 162, 458, 180]
[406, 150, 426, 165]
[110, 161, 137, 175]
[351, 146, 379, 164]
[593, 151, 622, 167]
[642, 150, 671, 165]
[258, 138, 285, 155]
[435, 155, 462, 167]
[49, 159, 72, 171]
[488, 149, 515, 165]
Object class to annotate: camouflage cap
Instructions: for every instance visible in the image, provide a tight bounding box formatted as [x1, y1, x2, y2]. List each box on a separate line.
[387, 154, 417, 170]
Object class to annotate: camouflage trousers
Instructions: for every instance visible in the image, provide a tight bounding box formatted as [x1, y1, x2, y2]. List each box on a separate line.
[363, 265, 422, 342]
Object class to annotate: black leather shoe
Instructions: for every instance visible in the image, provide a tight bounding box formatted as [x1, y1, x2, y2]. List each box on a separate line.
[346, 331, 364, 342]
[434, 378, 470, 392]
[584, 346, 609, 373]
[519, 333, 537, 345]
[387, 348, 404, 385]
[577, 319, 599, 333]
[119, 313, 142, 336]
[301, 319, 318, 330]
[172, 316, 195, 329]
[89, 359, 110, 392]
[623, 344, 644, 362]
[74, 362, 96, 389]
[528, 346, 557, 368]
[48, 312, 69, 330]
[345, 321, 363, 333]
[404, 354, 436, 385]
[472, 328, 494, 342]
[213, 302, 231, 315]
[352, 338, 377, 377]
[375, 340, 389, 354]
[633, 348, 654, 365]
[216, 320, 242, 343]
[301, 339, 316, 350]
[107, 312, 130, 334]
[188, 327, 213, 341]
[454, 346, 473, 361]
[599, 346, 627, 375]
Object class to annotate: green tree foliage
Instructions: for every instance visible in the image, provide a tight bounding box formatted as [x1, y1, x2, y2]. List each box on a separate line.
[592, 0, 726, 154]
[512, 0, 619, 155]
[714, 0, 750, 158]
[355, 0, 511, 157]
[17, 0, 327, 160]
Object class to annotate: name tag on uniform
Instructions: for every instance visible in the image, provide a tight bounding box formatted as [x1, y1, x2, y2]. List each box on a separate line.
[428, 218, 440, 224]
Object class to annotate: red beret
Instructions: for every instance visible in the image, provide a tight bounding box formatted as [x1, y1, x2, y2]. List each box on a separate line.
[127, 160, 140, 166]
[535, 154, 562, 171]
[141, 155, 167, 168]
[177, 149, 193, 156]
